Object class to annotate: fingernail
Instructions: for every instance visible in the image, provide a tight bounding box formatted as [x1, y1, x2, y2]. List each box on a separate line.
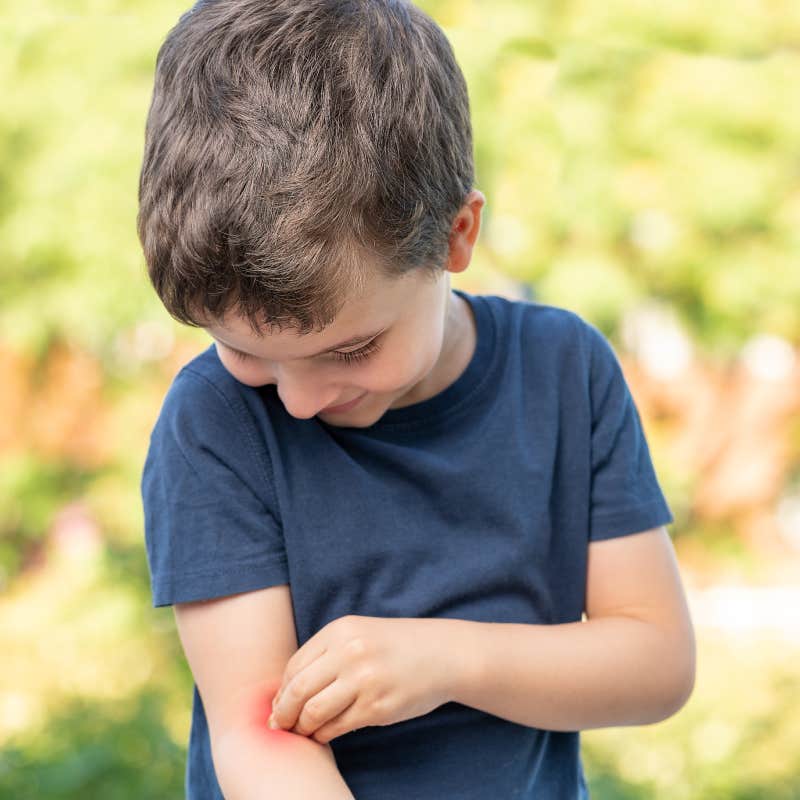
[268, 714, 279, 730]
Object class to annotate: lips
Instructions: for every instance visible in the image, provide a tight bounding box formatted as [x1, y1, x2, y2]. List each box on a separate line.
[321, 392, 367, 413]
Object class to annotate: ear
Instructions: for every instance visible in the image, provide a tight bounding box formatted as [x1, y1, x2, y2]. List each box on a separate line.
[446, 189, 486, 274]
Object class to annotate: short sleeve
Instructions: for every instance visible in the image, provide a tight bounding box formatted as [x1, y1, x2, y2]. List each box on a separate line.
[140, 368, 289, 607]
[585, 323, 674, 541]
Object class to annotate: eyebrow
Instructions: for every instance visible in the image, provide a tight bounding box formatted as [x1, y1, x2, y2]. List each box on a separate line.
[216, 328, 385, 360]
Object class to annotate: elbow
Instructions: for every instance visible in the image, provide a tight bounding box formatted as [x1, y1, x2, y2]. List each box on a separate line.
[662, 661, 695, 721]
[658, 628, 697, 722]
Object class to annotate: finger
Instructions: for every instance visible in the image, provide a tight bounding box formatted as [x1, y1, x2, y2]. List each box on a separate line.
[291, 679, 357, 738]
[271, 656, 338, 730]
[281, 641, 328, 693]
[281, 615, 354, 691]
[310, 697, 366, 745]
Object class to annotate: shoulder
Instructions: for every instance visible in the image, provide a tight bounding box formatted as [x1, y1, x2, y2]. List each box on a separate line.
[478, 292, 607, 366]
[150, 344, 273, 472]
[165, 343, 246, 407]
[156, 343, 263, 423]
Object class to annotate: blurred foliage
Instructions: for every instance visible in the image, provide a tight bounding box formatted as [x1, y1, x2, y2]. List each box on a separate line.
[0, 453, 95, 581]
[1, 1, 800, 798]
[436, 1, 800, 353]
[0, 692, 185, 800]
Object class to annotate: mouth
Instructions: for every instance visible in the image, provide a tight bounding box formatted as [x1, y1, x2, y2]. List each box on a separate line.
[320, 392, 367, 414]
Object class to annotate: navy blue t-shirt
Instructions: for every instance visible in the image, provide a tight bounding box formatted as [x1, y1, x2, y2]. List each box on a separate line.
[141, 289, 673, 799]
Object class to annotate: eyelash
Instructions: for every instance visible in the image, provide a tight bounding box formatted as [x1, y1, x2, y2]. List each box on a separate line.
[228, 340, 382, 367]
[333, 340, 382, 365]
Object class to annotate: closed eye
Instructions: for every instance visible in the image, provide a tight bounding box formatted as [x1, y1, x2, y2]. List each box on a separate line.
[332, 340, 382, 365]
[225, 339, 382, 366]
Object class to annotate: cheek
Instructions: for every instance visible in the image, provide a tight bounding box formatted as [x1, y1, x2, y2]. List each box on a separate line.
[220, 355, 274, 387]
[367, 344, 435, 391]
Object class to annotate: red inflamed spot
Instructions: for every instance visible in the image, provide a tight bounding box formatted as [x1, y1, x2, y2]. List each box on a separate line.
[242, 683, 294, 741]
[250, 691, 274, 729]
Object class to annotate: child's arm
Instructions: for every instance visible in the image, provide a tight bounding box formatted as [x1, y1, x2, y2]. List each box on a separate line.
[172, 585, 355, 799]
[212, 723, 355, 800]
[440, 526, 696, 731]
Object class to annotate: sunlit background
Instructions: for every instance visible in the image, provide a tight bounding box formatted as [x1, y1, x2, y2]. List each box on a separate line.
[2, 1, 799, 797]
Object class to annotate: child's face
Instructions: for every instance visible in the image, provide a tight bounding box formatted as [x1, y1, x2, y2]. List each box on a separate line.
[204, 266, 472, 428]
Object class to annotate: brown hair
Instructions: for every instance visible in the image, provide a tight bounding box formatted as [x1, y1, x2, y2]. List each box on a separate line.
[136, 0, 475, 336]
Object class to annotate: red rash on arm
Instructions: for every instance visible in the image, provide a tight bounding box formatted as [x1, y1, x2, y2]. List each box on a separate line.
[212, 683, 355, 799]
[239, 683, 304, 748]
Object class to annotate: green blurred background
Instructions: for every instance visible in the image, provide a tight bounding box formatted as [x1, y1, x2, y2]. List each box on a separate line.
[2, 1, 799, 797]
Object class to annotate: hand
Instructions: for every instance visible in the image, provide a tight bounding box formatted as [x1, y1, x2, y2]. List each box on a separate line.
[268, 615, 453, 744]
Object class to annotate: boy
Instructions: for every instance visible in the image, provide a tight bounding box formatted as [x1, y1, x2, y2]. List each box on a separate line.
[138, 1, 696, 798]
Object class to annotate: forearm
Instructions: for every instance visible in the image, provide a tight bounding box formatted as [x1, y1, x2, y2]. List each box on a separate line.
[212, 726, 355, 799]
[438, 616, 694, 732]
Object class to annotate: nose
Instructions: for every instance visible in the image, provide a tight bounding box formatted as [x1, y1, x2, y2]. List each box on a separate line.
[274, 369, 338, 419]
